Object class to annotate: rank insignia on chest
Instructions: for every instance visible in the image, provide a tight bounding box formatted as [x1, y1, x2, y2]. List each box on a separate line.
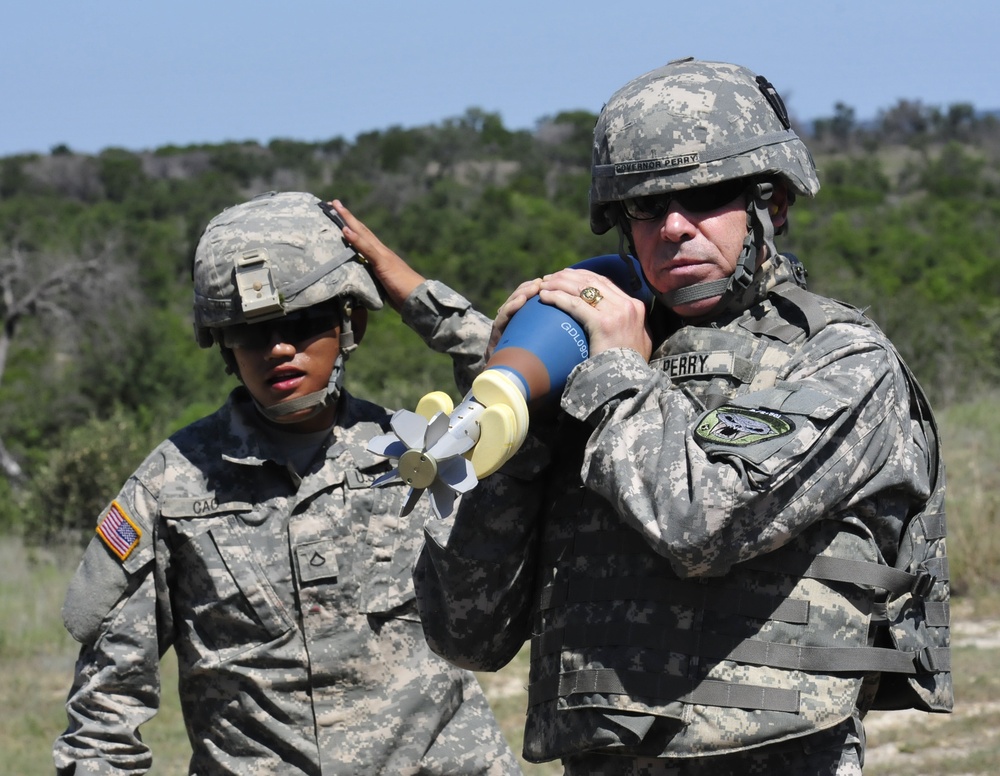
[96, 500, 142, 561]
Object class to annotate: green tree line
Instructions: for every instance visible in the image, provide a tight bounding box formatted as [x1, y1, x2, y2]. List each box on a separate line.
[1, 100, 998, 543]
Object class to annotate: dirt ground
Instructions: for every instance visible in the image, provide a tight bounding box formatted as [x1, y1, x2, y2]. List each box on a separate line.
[862, 613, 1000, 774]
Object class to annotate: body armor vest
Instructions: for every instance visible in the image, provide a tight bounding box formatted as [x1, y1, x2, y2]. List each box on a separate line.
[524, 258, 951, 759]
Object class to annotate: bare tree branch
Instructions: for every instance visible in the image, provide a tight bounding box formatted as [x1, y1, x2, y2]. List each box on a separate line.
[0, 435, 24, 483]
[0, 237, 124, 486]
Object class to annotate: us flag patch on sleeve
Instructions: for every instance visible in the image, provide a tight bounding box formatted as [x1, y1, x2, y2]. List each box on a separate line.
[97, 500, 142, 561]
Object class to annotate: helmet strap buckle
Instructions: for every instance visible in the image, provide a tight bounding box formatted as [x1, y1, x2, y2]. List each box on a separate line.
[337, 298, 358, 356]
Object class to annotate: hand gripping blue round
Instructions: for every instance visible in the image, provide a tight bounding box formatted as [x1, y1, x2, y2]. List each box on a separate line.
[487, 254, 652, 405]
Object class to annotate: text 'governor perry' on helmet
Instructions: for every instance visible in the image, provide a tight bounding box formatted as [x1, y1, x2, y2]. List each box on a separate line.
[192, 190, 383, 420]
[590, 57, 821, 309]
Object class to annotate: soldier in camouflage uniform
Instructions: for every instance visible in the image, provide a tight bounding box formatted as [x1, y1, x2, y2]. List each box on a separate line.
[334, 57, 951, 775]
[52, 191, 523, 775]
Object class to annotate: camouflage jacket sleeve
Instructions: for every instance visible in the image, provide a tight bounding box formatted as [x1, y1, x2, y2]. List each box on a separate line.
[414, 434, 551, 672]
[560, 323, 931, 578]
[400, 279, 546, 670]
[53, 461, 169, 775]
[400, 279, 493, 393]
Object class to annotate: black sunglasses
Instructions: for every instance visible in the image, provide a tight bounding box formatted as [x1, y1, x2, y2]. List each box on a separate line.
[622, 179, 748, 221]
[220, 304, 340, 350]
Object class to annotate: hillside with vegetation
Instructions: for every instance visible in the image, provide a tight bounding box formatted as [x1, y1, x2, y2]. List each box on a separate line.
[1, 100, 998, 575]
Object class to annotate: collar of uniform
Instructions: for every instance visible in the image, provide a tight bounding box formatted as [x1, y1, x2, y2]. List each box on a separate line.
[221, 387, 334, 468]
[215, 388, 271, 466]
[220, 388, 403, 475]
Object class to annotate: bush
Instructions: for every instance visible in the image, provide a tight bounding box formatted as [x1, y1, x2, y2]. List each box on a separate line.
[21, 406, 173, 545]
[0, 477, 25, 534]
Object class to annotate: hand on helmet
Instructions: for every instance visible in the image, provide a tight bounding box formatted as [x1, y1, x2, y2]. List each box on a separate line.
[330, 200, 426, 311]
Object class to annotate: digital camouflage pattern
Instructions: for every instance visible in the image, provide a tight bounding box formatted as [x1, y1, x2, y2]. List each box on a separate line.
[590, 57, 820, 234]
[399, 279, 495, 395]
[192, 191, 383, 341]
[54, 388, 522, 775]
[405, 252, 947, 773]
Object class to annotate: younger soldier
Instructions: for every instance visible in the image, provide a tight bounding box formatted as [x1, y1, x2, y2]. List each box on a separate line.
[53, 191, 522, 776]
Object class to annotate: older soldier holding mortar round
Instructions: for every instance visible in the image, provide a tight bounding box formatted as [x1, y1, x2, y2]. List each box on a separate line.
[338, 57, 951, 776]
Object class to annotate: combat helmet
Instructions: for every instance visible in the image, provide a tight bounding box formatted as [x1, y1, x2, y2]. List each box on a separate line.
[590, 57, 820, 310]
[192, 190, 382, 420]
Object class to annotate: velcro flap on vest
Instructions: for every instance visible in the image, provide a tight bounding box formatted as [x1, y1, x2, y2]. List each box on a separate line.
[770, 382, 850, 420]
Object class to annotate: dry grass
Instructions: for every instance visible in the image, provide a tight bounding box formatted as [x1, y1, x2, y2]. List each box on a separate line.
[864, 599, 1000, 774]
[938, 395, 1000, 598]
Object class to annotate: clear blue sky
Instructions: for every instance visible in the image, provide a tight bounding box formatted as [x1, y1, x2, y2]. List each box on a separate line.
[3, 0, 997, 157]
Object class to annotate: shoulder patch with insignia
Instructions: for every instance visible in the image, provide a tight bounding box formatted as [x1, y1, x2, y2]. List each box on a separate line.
[695, 406, 793, 446]
[96, 500, 142, 561]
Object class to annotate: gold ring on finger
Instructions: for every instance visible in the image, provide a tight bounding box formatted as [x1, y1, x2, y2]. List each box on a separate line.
[580, 286, 603, 307]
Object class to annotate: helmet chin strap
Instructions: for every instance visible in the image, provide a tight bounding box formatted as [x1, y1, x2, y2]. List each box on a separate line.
[245, 297, 359, 425]
[617, 181, 777, 315]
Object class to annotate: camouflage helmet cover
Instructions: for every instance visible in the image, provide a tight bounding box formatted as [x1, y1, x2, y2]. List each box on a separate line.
[193, 191, 382, 344]
[590, 57, 820, 234]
